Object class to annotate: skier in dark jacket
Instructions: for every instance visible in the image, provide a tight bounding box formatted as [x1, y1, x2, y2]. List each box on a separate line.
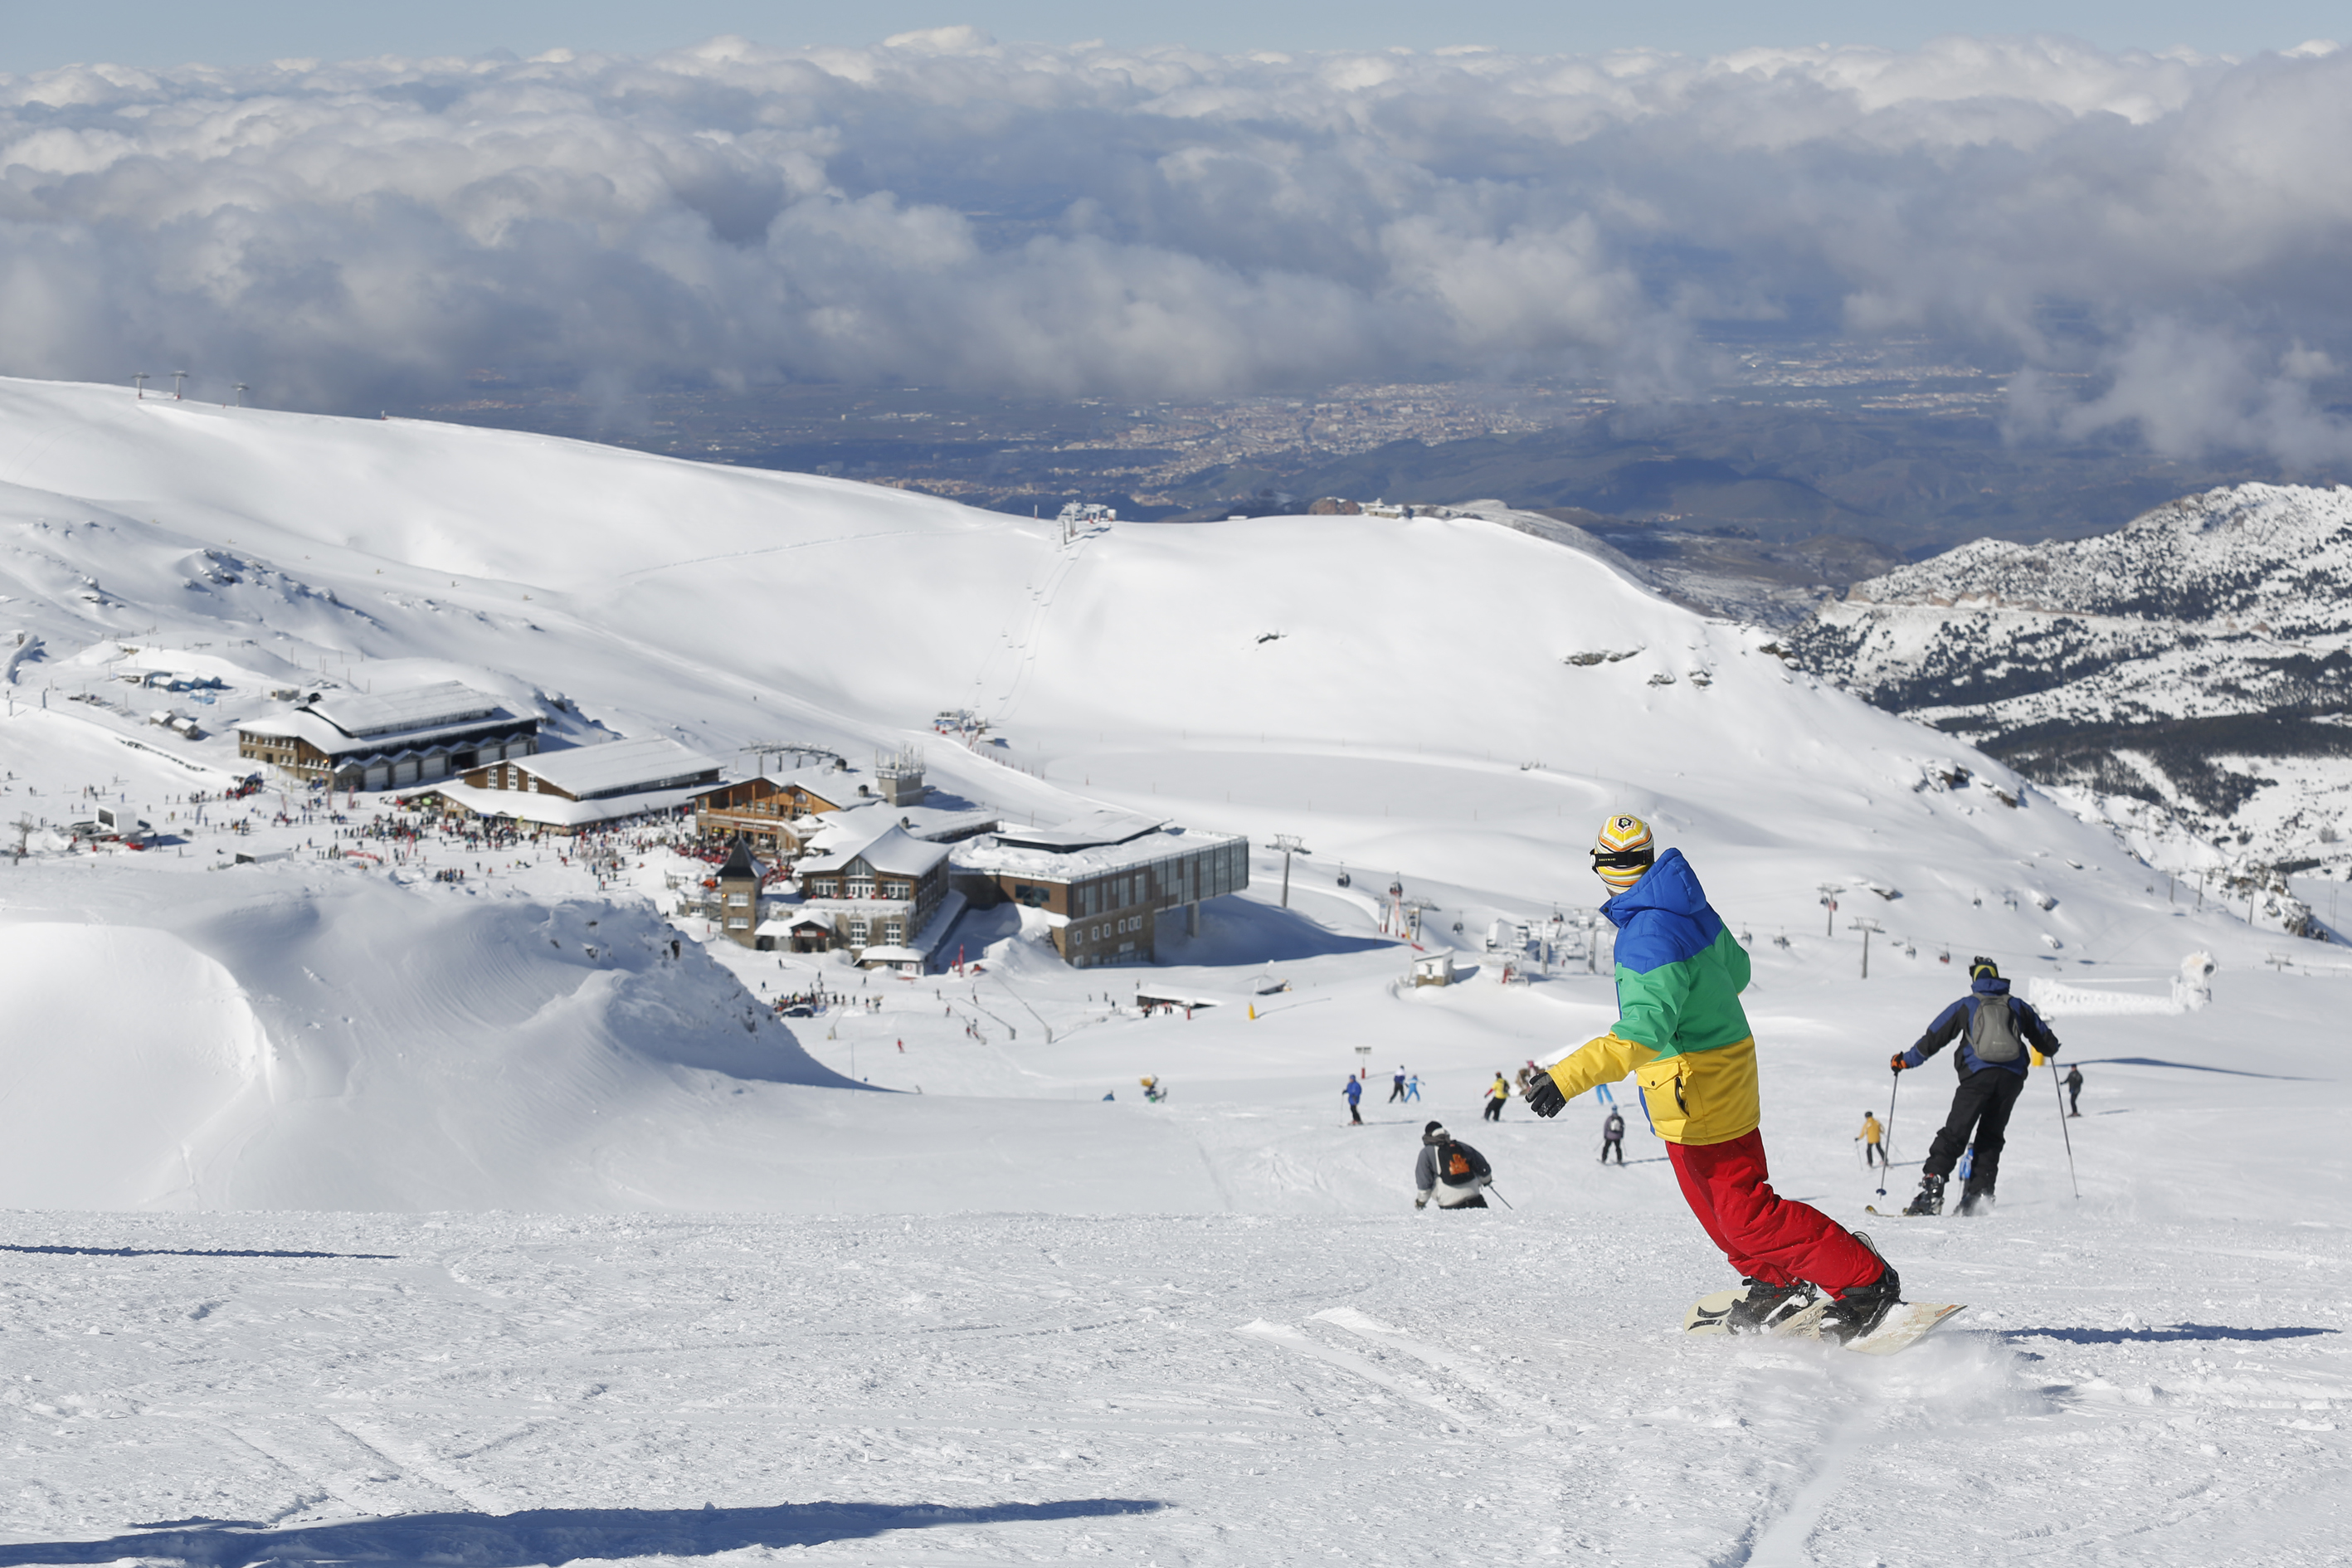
[2064, 1063, 2084, 1116]
[1892, 958, 2062, 1216]
[1600, 1108, 1626, 1164]
[1414, 1122, 1493, 1209]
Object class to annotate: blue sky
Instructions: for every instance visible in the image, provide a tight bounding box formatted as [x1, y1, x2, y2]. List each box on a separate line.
[0, 0, 2342, 71]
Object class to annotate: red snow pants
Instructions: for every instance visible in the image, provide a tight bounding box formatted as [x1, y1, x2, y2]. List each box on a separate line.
[1668, 1128, 1883, 1298]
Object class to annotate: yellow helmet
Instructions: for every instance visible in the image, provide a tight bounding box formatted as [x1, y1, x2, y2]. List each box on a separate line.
[1592, 813, 1655, 892]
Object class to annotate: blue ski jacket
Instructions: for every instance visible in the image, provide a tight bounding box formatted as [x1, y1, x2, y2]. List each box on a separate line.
[1901, 975, 2062, 1079]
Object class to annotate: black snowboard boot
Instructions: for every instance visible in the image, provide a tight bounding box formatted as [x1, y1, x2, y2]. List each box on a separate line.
[1820, 1233, 1902, 1346]
[1957, 1181, 1994, 1217]
[1725, 1277, 1816, 1334]
[1902, 1173, 1945, 1216]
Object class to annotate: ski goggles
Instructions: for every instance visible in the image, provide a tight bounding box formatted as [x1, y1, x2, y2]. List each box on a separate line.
[1590, 848, 1654, 873]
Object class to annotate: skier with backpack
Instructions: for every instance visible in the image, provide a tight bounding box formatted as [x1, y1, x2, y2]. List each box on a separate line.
[1600, 1107, 1626, 1164]
[1891, 957, 2063, 1216]
[1414, 1122, 1493, 1209]
[1517, 814, 1902, 1343]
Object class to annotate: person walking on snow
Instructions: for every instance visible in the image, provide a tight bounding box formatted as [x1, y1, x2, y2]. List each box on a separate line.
[2064, 1062, 2085, 1117]
[1414, 1122, 1493, 1209]
[1343, 1074, 1364, 1125]
[1390, 1067, 1408, 1103]
[1483, 1072, 1510, 1122]
[1857, 1111, 1886, 1167]
[1892, 957, 2064, 1216]
[1601, 1107, 1627, 1165]
[1517, 814, 1901, 1343]
[1405, 1074, 1421, 1103]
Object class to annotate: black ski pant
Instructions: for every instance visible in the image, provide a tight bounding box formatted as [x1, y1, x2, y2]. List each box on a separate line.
[1483, 1098, 1503, 1122]
[2067, 1082, 2082, 1115]
[1601, 1137, 1624, 1164]
[1389, 1083, 1405, 1102]
[1863, 1142, 1887, 1167]
[1348, 1101, 1362, 1124]
[1923, 1068, 2027, 1193]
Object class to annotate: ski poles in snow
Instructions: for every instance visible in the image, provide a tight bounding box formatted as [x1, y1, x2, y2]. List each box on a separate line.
[1486, 1184, 1515, 1210]
[1877, 1070, 1902, 1198]
[2050, 1060, 2080, 1200]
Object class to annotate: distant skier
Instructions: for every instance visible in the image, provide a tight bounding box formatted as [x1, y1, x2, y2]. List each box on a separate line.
[1517, 814, 1900, 1342]
[1405, 1074, 1421, 1103]
[1857, 1111, 1886, 1167]
[2064, 1063, 2085, 1117]
[1483, 1072, 1509, 1122]
[1390, 1067, 1408, 1103]
[1892, 957, 2063, 1216]
[1343, 1074, 1364, 1125]
[1414, 1122, 1493, 1210]
[1600, 1107, 1626, 1164]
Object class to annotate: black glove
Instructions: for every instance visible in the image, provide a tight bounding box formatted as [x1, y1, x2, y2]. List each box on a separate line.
[1517, 1064, 1566, 1118]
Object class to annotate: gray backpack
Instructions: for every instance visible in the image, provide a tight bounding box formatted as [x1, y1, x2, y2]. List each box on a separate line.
[1969, 996, 2024, 1064]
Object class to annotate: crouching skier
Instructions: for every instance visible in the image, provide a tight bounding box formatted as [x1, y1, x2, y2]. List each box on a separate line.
[1517, 814, 1902, 1342]
[1414, 1122, 1493, 1210]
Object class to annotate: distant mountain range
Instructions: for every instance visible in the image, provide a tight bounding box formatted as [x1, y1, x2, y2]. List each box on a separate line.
[1788, 484, 2352, 884]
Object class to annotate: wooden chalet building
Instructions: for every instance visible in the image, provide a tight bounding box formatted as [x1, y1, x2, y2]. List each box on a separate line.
[236, 682, 538, 792]
[764, 825, 952, 961]
[694, 767, 862, 852]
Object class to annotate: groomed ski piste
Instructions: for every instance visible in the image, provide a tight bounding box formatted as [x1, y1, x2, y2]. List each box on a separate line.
[0, 377, 2344, 1564]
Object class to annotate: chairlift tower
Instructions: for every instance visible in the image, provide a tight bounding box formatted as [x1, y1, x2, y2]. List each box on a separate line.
[132, 373, 149, 400]
[173, 371, 187, 401]
[233, 383, 249, 407]
[1272, 833, 1307, 908]
[1848, 917, 1883, 979]
[1818, 883, 1842, 937]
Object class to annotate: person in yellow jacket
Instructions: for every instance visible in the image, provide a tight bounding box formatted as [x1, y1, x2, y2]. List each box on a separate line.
[1517, 814, 1902, 1342]
[1857, 1111, 1887, 1168]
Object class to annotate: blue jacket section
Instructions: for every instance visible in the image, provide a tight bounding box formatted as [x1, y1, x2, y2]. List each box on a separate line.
[1601, 849, 1726, 971]
[1343, 1077, 1362, 1101]
[1902, 975, 2062, 1078]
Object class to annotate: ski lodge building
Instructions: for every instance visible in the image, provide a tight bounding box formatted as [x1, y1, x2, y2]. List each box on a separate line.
[235, 682, 538, 791]
[713, 824, 961, 971]
[951, 811, 1250, 968]
[693, 748, 994, 856]
[436, 735, 724, 831]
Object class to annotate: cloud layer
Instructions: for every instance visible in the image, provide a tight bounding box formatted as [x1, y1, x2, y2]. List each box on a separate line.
[2, 29, 2350, 459]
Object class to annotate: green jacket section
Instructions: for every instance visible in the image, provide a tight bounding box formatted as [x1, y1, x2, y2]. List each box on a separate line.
[1614, 925, 1754, 1058]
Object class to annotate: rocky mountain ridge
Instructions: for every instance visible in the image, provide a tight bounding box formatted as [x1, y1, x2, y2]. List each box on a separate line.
[1789, 483, 2352, 884]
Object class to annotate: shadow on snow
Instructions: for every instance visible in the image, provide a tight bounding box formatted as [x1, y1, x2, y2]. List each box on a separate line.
[2073, 1056, 2329, 1081]
[0, 1244, 397, 1260]
[2009, 1325, 2340, 1346]
[0, 1499, 1169, 1566]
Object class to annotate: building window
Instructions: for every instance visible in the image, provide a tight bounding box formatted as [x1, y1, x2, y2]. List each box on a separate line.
[849, 918, 869, 943]
[884, 919, 903, 943]
[727, 892, 749, 907]
[811, 879, 837, 898]
[727, 917, 750, 930]
[849, 874, 874, 898]
[883, 880, 909, 901]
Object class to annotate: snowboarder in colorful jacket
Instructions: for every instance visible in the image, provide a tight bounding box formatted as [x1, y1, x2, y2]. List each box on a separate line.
[1892, 958, 2062, 1216]
[1518, 814, 1900, 1342]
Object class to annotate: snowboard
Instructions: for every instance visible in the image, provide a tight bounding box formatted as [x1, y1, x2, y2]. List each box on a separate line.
[1682, 1288, 1965, 1356]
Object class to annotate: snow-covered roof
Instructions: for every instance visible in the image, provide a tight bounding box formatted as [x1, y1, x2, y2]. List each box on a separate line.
[431, 779, 703, 828]
[799, 824, 949, 879]
[988, 809, 1164, 852]
[954, 823, 1243, 880]
[305, 681, 502, 739]
[519, 737, 722, 800]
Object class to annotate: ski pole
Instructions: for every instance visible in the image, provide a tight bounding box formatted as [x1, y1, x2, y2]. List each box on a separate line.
[1486, 1184, 1515, 1210]
[1877, 1069, 1902, 1197]
[2050, 1060, 2080, 1200]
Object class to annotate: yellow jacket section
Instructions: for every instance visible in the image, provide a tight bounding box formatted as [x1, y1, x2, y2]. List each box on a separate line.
[1542, 1033, 1761, 1147]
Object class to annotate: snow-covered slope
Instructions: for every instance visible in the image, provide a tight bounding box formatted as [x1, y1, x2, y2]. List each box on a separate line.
[0, 373, 2301, 1217]
[1790, 483, 2352, 884]
[2, 378, 2349, 1564]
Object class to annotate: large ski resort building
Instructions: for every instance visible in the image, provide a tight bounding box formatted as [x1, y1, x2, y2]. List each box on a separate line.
[951, 811, 1250, 968]
[235, 682, 538, 791]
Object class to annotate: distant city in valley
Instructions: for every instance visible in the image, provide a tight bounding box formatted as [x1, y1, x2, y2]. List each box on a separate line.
[402, 338, 2347, 580]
